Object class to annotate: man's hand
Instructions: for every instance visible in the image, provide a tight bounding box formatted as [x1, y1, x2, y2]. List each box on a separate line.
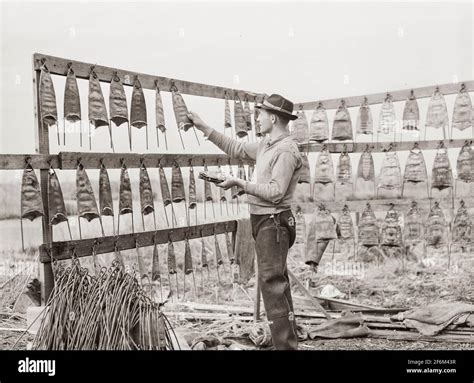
[187, 111, 212, 136]
[215, 176, 244, 190]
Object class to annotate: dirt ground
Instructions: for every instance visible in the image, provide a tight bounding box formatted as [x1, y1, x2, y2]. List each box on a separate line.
[1, 237, 473, 351]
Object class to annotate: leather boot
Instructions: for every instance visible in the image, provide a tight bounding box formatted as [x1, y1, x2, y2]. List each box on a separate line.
[269, 313, 298, 350]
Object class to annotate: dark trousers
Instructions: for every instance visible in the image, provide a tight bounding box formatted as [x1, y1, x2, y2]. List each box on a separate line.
[251, 210, 298, 350]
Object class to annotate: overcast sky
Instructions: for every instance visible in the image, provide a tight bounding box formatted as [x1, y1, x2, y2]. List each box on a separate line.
[0, 1, 473, 187]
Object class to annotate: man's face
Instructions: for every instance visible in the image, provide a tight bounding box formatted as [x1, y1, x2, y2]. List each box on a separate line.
[257, 108, 274, 134]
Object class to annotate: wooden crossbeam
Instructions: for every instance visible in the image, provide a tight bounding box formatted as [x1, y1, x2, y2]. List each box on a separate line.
[298, 80, 474, 110]
[1, 138, 471, 170]
[39, 220, 237, 263]
[58, 152, 254, 169]
[298, 138, 471, 153]
[293, 196, 474, 214]
[34, 53, 258, 102]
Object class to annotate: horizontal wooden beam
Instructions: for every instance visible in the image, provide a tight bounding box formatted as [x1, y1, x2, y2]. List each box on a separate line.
[298, 138, 471, 153]
[0, 154, 60, 170]
[34, 53, 258, 102]
[298, 80, 474, 110]
[2, 138, 471, 170]
[293, 196, 474, 214]
[0, 153, 255, 170]
[59, 152, 254, 169]
[39, 220, 237, 263]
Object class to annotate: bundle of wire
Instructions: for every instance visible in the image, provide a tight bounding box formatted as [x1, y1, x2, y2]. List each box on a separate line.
[32, 257, 176, 350]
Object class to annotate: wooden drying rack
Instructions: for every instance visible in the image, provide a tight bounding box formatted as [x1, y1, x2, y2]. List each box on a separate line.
[2, 53, 472, 304]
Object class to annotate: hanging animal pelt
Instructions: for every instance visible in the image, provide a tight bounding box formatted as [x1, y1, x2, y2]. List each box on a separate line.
[63, 64, 81, 127]
[76, 162, 104, 238]
[354, 147, 375, 200]
[244, 97, 253, 131]
[425, 202, 448, 248]
[377, 150, 402, 198]
[109, 72, 129, 127]
[171, 83, 193, 132]
[451, 84, 472, 132]
[298, 154, 311, 184]
[39, 62, 58, 128]
[451, 200, 472, 246]
[234, 94, 248, 138]
[332, 100, 353, 141]
[404, 201, 424, 243]
[20, 161, 44, 250]
[155, 82, 168, 149]
[48, 168, 69, 228]
[358, 203, 379, 247]
[88, 68, 109, 128]
[456, 142, 474, 184]
[425, 87, 449, 136]
[39, 61, 60, 145]
[171, 162, 186, 203]
[402, 90, 419, 131]
[356, 98, 373, 135]
[378, 94, 396, 134]
[335, 151, 353, 200]
[380, 204, 403, 247]
[224, 93, 232, 129]
[309, 102, 329, 142]
[402, 145, 428, 199]
[99, 162, 114, 223]
[336, 204, 354, 240]
[313, 145, 335, 202]
[188, 166, 197, 209]
[130, 76, 148, 149]
[118, 161, 134, 234]
[291, 107, 309, 144]
[313, 204, 337, 241]
[431, 146, 453, 191]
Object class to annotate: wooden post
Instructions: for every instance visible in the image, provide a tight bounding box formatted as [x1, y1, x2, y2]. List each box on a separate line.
[33, 56, 54, 304]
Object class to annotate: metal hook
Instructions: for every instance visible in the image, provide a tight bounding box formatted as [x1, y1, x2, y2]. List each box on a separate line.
[24, 156, 31, 166]
[120, 157, 126, 167]
[89, 64, 97, 77]
[460, 83, 466, 92]
[169, 79, 177, 92]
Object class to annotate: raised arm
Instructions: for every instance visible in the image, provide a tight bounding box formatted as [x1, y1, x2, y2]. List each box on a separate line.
[188, 111, 258, 161]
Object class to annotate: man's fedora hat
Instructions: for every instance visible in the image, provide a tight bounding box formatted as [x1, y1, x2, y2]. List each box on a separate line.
[255, 94, 298, 121]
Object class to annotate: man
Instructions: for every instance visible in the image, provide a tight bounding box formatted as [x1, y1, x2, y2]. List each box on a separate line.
[188, 94, 302, 350]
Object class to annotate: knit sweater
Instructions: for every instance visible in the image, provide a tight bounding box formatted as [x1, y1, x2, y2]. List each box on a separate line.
[206, 129, 302, 215]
